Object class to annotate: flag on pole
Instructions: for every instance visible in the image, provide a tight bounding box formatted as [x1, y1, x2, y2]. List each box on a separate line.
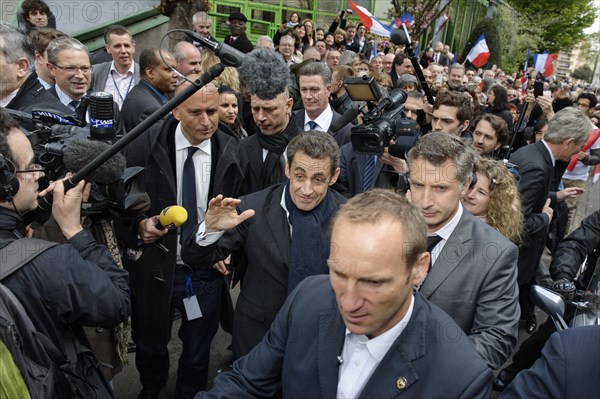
[533, 51, 556, 78]
[348, 0, 393, 38]
[434, 13, 449, 35]
[466, 33, 490, 68]
[521, 48, 530, 95]
[399, 13, 414, 28]
[566, 128, 600, 185]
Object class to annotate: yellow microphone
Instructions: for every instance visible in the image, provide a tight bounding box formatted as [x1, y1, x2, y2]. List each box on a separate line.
[155, 205, 188, 230]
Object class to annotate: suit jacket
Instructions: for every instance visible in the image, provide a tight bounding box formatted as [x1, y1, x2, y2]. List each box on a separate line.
[182, 184, 346, 358]
[120, 80, 165, 132]
[509, 142, 555, 283]
[336, 142, 400, 197]
[294, 108, 352, 148]
[91, 61, 140, 93]
[433, 52, 449, 66]
[499, 325, 600, 399]
[116, 115, 246, 350]
[420, 210, 520, 369]
[224, 33, 254, 53]
[196, 276, 492, 399]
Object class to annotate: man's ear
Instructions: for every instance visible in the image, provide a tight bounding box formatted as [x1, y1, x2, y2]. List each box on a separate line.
[328, 167, 341, 185]
[284, 160, 291, 179]
[411, 252, 429, 286]
[459, 119, 470, 133]
[15, 58, 30, 79]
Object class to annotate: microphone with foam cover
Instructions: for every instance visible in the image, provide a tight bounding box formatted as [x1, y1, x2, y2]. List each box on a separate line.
[62, 139, 126, 184]
[156, 205, 188, 229]
[330, 108, 360, 132]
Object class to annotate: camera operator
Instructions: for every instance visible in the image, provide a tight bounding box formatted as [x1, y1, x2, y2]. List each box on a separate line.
[0, 108, 130, 397]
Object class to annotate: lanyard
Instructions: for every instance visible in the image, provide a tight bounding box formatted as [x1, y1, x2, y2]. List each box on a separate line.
[110, 71, 134, 103]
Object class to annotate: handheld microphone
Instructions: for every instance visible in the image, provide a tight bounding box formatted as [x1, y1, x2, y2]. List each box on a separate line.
[180, 30, 245, 67]
[330, 108, 360, 132]
[88, 92, 116, 141]
[155, 205, 188, 230]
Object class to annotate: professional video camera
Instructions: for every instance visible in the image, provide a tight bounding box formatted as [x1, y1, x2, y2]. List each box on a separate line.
[7, 92, 147, 215]
[341, 75, 418, 155]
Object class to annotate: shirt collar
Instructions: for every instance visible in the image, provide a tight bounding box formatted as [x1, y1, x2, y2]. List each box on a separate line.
[305, 104, 333, 130]
[429, 203, 463, 241]
[109, 60, 135, 76]
[541, 139, 556, 166]
[54, 84, 78, 106]
[344, 294, 415, 362]
[175, 122, 211, 155]
[0, 88, 19, 108]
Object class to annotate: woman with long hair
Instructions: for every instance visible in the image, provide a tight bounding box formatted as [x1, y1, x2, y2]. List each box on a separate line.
[218, 85, 246, 141]
[302, 18, 314, 47]
[483, 85, 514, 133]
[461, 158, 523, 243]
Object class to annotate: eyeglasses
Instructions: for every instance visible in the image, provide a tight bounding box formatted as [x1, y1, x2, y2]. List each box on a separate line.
[15, 164, 44, 177]
[51, 64, 92, 74]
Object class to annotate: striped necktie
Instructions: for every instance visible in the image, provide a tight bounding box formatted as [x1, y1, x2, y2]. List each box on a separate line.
[362, 154, 376, 192]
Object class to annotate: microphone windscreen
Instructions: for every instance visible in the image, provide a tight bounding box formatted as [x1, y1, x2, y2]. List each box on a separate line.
[158, 205, 188, 229]
[390, 29, 409, 46]
[330, 108, 359, 132]
[62, 139, 126, 184]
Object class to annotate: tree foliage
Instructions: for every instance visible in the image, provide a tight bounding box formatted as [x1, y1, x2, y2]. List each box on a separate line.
[505, 0, 597, 52]
[460, 18, 502, 69]
[572, 65, 594, 82]
[387, 0, 455, 38]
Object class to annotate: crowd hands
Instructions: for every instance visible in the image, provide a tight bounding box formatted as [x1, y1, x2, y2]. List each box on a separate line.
[1, 1, 600, 398]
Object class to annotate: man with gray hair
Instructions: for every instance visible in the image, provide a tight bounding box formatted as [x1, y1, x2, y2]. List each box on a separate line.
[447, 63, 465, 90]
[494, 107, 592, 389]
[237, 48, 304, 195]
[188, 10, 215, 51]
[172, 41, 201, 76]
[407, 132, 520, 369]
[0, 22, 63, 111]
[255, 35, 274, 49]
[295, 61, 352, 146]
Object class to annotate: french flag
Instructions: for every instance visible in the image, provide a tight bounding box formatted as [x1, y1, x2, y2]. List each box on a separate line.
[466, 33, 490, 68]
[399, 13, 414, 28]
[534, 51, 557, 78]
[348, 0, 392, 38]
[566, 128, 600, 185]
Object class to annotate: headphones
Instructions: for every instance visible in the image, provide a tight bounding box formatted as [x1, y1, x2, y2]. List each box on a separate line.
[0, 153, 19, 201]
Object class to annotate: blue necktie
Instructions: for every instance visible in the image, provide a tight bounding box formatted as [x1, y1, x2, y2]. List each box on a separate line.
[307, 120, 318, 130]
[181, 146, 198, 243]
[362, 154, 376, 192]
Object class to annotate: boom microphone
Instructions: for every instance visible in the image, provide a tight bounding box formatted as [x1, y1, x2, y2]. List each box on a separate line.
[62, 139, 126, 184]
[330, 108, 360, 132]
[181, 30, 245, 67]
[156, 205, 188, 229]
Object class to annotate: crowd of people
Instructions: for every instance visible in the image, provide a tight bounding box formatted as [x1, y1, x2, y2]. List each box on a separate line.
[1, 1, 600, 398]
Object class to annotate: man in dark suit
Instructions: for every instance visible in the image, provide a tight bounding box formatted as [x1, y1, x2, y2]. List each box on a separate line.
[407, 132, 520, 369]
[494, 108, 592, 390]
[499, 326, 600, 399]
[236, 48, 303, 195]
[223, 12, 253, 54]
[90, 25, 140, 109]
[183, 131, 346, 359]
[120, 48, 178, 132]
[432, 41, 449, 66]
[295, 61, 352, 147]
[194, 190, 492, 398]
[0, 22, 65, 112]
[117, 79, 246, 399]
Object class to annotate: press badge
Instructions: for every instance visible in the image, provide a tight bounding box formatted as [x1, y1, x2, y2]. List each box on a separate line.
[183, 270, 203, 320]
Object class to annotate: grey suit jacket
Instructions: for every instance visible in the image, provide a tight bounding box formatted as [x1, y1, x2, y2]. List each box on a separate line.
[196, 276, 492, 399]
[420, 209, 520, 369]
[295, 108, 352, 148]
[91, 61, 140, 93]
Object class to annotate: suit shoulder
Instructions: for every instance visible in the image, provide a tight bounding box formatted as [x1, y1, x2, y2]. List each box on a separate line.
[470, 214, 516, 249]
[240, 184, 284, 208]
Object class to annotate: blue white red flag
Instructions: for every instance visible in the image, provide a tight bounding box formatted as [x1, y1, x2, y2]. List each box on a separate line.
[533, 51, 556, 78]
[466, 33, 490, 68]
[348, 0, 393, 38]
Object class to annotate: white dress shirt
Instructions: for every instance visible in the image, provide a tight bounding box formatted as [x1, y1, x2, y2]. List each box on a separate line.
[103, 61, 135, 110]
[337, 295, 415, 398]
[304, 105, 334, 132]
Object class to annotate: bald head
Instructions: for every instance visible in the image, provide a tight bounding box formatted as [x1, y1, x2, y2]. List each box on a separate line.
[172, 41, 201, 75]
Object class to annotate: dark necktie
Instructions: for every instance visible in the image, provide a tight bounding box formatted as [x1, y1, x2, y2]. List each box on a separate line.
[69, 100, 80, 111]
[229, 36, 235, 44]
[427, 234, 443, 272]
[181, 146, 198, 243]
[362, 154, 376, 192]
[307, 120, 318, 130]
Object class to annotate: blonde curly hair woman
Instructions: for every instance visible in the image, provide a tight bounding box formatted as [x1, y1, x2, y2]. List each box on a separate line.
[461, 158, 524, 243]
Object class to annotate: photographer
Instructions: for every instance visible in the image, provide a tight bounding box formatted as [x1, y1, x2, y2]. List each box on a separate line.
[0, 108, 130, 397]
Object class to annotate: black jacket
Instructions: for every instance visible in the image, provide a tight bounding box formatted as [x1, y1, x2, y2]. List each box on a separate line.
[5, 72, 65, 113]
[224, 33, 254, 53]
[0, 208, 130, 398]
[117, 115, 246, 350]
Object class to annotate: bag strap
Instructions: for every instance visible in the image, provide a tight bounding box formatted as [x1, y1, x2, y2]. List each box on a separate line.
[0, 238, 58, 281]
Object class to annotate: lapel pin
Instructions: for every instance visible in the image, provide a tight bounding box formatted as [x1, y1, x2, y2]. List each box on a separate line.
[396, 377, 407, 390]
